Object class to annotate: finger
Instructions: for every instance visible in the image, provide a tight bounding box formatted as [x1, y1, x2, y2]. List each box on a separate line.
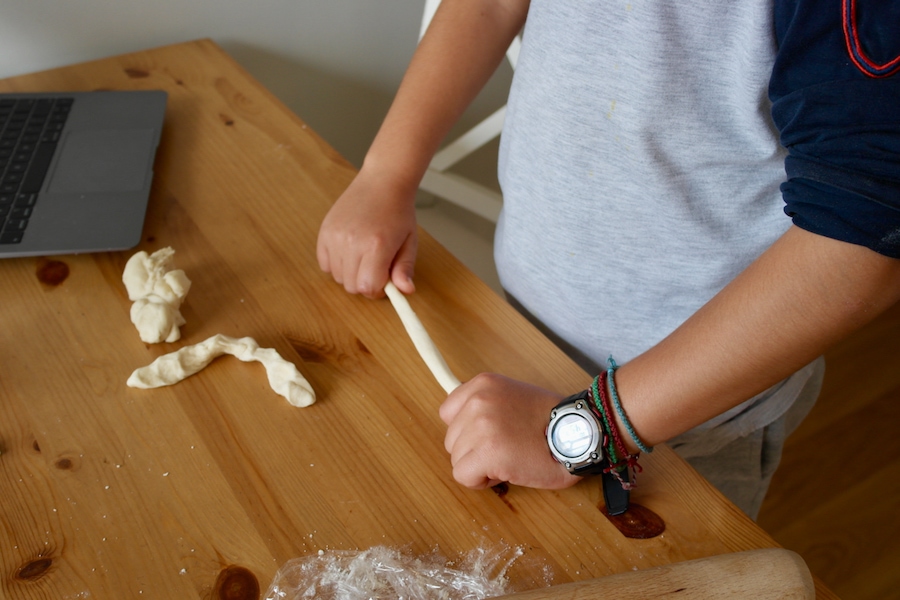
[451, 449, 493, 489]
[390, 232, 418, 294]
[329, 247, 345, 286]
[444, 414, 461, 456]
[442, 389, 476, 459]
[356, 244, 395, 299]
[340, 251, 363, 295]
[316, 236, 331, 274]
[439, 382, 469, 426]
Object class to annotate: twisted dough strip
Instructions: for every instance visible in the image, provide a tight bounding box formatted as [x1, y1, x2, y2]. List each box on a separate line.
[127, 334, 315, 407]
[384, 282, 461, 394]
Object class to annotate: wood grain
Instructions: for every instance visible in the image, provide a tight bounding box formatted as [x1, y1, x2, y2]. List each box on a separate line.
[0, 40, 837, 599]
[496, 549, 815, 599]
[759, 301, 900, 600]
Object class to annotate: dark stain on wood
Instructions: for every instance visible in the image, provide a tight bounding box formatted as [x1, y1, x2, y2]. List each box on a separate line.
[287, 336, 362, 366]
[288, 339, 331, 363]
[124, 68, 150, 78]
[492, 482, 517, 513]
[36, 259, 69, 286]
[17, 557, 53, 580]
[213, 565, 260, 600]
[600, 502, 666, 539]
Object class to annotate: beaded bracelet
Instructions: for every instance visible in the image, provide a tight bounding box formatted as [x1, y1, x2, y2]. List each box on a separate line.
[607, 356, 654, 454]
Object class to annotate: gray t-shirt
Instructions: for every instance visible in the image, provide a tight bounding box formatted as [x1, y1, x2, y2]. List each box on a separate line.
[495, 0, 818, 450]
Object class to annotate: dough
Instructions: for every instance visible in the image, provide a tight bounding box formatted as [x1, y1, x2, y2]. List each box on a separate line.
[123, 247, 191, 344]
[127, 334, 316, 407]
[384, 282, 461, 394]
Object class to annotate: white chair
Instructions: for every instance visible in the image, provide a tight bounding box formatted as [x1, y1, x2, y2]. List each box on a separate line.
[417, 0, 521, 223]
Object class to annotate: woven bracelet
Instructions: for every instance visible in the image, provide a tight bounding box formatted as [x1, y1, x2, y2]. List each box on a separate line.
[597, 370, 641, 490]
[596, 371, 631, 463]
[589, 377, 619, 466]
[607, 356, 654, 454]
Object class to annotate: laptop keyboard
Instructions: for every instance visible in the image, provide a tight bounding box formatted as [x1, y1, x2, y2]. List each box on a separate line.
[0, 96, 73, 244]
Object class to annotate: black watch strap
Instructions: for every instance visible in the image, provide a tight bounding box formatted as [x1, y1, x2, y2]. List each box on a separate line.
[574, 456, 630, 516]
[556, 392, 631, 516]
[601, 466, 630, 516]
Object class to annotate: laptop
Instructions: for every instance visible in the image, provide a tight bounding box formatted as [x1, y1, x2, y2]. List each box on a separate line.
[0, 90, 167, 258]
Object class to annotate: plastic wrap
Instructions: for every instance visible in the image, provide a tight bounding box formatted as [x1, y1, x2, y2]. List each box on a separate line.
[264, 544, 523, 600]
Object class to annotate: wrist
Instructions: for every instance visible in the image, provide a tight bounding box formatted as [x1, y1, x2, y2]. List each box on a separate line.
[353, 158, 421, 207]
[545, 383, 637, 515]
[361, 137, 434, 198]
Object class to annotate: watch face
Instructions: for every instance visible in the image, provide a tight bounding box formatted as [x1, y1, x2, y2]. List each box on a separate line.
[550, 413, 594, 458]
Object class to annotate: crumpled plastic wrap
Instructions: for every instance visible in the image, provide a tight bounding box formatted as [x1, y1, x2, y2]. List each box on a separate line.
[264, 545, 523, 600]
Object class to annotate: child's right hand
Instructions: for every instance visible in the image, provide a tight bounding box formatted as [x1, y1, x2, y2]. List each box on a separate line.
[316, 0, 529, 300]
[316, 167, 419, 299]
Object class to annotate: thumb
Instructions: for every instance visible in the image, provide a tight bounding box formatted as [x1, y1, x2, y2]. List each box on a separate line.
[390, 231, 418, 294]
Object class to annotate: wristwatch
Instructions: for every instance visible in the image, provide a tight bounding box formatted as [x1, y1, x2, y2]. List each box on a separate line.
[546, 390, 630, 515]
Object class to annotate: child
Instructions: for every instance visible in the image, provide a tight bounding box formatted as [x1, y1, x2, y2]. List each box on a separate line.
[317, 0, 900, 518]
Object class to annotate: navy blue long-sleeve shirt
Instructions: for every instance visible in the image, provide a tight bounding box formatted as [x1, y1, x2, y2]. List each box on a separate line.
[771, 0, 900, 257]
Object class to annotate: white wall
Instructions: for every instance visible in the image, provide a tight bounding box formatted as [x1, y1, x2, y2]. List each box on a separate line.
[0, 0, 512, 171]
[0, 0, 420, 95]
[1, 0, 509, 288]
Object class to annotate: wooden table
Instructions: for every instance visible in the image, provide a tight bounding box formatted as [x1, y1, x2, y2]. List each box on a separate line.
[0, 40, 837, 599]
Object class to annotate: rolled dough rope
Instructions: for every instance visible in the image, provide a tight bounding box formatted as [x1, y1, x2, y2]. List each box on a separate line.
[384, 282, 461, 394]
[127, 334, 316, 407]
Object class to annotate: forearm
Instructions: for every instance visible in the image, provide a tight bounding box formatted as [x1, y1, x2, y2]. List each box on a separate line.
[362, 0, 529, 193]
[614, 226, 900, 452]
[317, 0, 529, 296]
